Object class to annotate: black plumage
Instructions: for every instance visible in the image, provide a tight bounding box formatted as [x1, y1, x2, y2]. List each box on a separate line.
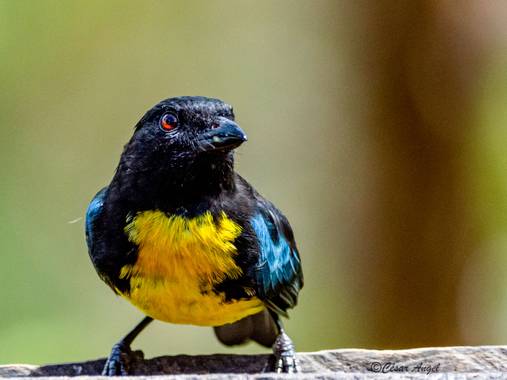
[85, 96, 303, 375]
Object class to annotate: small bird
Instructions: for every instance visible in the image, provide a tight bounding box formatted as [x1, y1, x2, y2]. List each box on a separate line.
[85, 96, 303, 375]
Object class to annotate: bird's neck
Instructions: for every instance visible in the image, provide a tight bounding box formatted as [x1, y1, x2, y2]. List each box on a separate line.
[110, 155, 236, 212]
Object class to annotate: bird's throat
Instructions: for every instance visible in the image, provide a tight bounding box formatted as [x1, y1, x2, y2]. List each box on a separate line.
[112, 154, 236, 210]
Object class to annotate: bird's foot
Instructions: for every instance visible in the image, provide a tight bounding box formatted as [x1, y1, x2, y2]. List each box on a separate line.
[272, 331, 299, 373]
[102, 342, 144, 376]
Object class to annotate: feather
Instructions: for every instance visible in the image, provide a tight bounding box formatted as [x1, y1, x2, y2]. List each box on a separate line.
[249, 202, 303, 315]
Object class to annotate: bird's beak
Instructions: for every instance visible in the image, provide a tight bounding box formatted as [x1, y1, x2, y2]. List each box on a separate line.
[198, 117, 247, 152]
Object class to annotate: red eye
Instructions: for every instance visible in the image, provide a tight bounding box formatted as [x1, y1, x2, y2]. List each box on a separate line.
[160, 113, 178, 131]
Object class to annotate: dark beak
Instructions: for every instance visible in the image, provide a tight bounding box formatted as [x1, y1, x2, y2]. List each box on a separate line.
[198, 117, 247, 152]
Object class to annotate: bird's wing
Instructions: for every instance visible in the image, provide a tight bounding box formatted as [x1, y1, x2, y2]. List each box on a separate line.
[250, 198, 303, 317]
[85, 187, 108, 255]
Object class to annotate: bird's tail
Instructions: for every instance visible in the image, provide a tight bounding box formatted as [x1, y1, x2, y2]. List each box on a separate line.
[213, 309, 278, 347]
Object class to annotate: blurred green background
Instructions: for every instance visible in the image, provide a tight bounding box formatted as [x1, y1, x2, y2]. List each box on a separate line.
[2, 0, 507, 365]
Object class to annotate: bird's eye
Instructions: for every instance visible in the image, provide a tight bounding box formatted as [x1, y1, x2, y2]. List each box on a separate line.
[160, 113, 178, 131]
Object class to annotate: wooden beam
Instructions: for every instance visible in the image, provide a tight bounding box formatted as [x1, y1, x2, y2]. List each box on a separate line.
[1, 346, 506, 378]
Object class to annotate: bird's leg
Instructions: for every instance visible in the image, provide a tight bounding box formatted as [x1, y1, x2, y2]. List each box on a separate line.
[102, 316, 153, 376]
[269, 311, 299, 373]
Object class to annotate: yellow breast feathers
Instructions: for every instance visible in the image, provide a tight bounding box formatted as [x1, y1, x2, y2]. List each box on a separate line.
[120, 210, 264, 326]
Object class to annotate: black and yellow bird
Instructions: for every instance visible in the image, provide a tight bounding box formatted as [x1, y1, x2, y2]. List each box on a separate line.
[85, 96, 303, 375]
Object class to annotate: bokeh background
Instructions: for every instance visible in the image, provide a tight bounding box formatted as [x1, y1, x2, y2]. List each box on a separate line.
[2, 0, 507, 364]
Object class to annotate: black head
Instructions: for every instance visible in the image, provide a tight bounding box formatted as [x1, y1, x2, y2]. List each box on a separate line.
[113, 96, 247, 205]
[132, 96, 246, 155]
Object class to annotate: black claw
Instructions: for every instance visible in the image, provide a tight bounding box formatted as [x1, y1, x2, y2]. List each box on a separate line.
[272, 330, 299, 373]
[102, 342, 143, 376]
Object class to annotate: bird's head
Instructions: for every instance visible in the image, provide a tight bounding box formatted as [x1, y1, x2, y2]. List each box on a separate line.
[115, 96, 247, 202]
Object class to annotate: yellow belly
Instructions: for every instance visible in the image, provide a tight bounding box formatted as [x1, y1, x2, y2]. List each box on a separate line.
[119, 210, 264, 326]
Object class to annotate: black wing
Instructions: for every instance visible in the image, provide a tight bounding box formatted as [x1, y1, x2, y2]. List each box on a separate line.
[85, 186, 136, 294]
[85, 187, 108, 269]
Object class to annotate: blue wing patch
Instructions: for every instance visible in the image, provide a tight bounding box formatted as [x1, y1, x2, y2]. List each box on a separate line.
[250, 211, 302, 316]
[85, 187, 107, 252]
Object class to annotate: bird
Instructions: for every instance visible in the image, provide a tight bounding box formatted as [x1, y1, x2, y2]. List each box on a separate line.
[85, 96, 303, 375]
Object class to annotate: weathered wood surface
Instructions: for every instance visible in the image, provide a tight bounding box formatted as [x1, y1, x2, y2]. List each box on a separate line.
[1, 346, 507, 379]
